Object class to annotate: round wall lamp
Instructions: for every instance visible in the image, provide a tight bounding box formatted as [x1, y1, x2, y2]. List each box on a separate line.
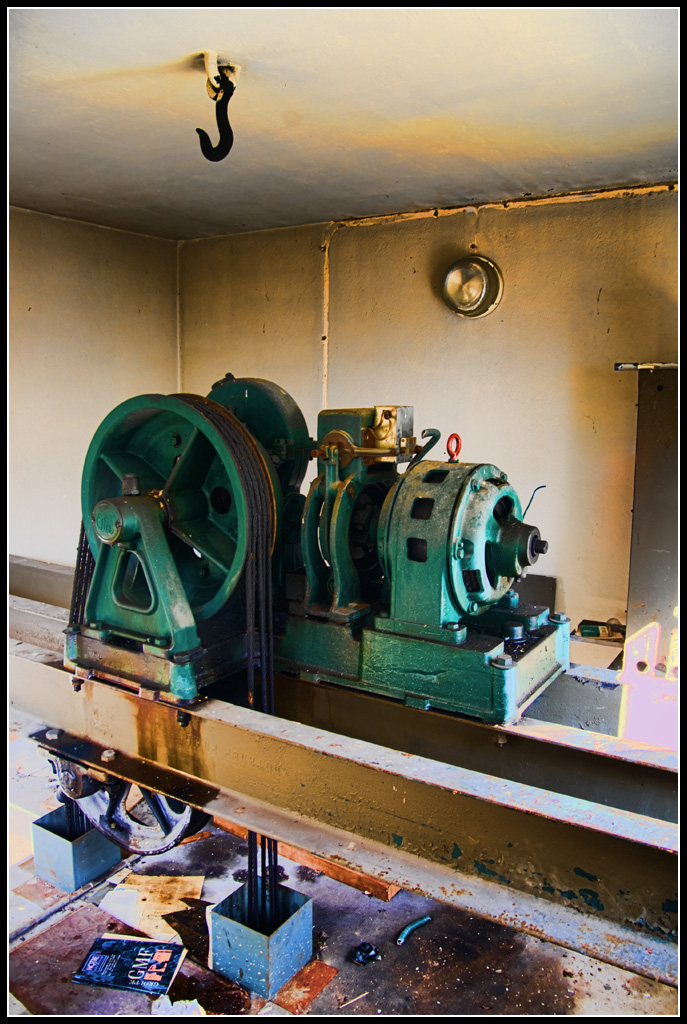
[442, 256, 503, 318]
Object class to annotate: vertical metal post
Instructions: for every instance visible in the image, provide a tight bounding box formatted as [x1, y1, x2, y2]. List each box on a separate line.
[624, 366, 678, 661]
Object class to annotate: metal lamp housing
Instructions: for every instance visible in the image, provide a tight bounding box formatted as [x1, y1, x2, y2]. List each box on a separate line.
[442, 256, 503, 318]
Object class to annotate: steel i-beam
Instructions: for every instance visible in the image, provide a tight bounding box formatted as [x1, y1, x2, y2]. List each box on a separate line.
[9, 650, 677, 986]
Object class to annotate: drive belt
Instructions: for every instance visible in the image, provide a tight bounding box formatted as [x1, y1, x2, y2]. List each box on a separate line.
[176, 394, 279, 929]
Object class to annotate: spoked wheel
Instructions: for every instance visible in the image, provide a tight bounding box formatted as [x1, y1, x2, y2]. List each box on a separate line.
[81, 393, 279, 626]
[80, 781, 209, 855]
[52, 758, 209, 855]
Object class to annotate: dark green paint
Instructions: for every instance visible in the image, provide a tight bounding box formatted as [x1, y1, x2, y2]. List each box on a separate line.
[574, 867, 599, 882]
[474, 860, 511, 885]
[579, 889, 605, 911]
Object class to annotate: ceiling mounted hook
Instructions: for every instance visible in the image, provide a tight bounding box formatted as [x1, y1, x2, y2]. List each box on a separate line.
[196, 51, 241, 163]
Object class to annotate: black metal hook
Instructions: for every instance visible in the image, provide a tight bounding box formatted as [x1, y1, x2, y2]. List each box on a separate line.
[196, 67, 235, 162]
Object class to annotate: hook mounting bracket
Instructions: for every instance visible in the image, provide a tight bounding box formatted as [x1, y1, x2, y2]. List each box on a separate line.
[203, 50, 241, 97]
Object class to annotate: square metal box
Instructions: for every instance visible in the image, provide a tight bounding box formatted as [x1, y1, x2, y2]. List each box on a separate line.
[31, 805, 121, 892]
[208, 881, 313, 999]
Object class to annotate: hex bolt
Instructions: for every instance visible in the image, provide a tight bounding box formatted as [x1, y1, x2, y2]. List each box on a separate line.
[492, 654, 513, 669]
[101, 748, 117, 763]
[467, 601, 478, 613]
[45, 729, 62, 741]
[470, 479, 481, 492]
[533, 538, 549, 555]
[72, 678, 82, 692]
[549, 612, 570, 624]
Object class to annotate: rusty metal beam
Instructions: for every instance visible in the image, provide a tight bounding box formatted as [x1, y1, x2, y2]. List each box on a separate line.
[9, 648, 677, 985]
[9, 597, 677, 823]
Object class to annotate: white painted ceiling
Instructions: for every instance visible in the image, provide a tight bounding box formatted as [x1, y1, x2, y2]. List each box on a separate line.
[9, 8, 679, 239]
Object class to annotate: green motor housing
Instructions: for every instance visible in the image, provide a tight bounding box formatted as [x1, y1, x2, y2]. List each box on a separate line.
[378, 459, 548, 631]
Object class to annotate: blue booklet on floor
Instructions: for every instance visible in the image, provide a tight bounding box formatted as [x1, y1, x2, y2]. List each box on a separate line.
[73, 935, 186, 995]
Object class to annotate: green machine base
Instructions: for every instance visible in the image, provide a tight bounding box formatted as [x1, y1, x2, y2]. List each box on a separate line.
[276, 605, 570, 725]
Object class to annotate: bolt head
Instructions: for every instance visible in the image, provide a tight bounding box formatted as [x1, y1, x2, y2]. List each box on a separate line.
[45, 729, 61, 741]
[101, 748, 116, 763]
[492, 654, 513, 669]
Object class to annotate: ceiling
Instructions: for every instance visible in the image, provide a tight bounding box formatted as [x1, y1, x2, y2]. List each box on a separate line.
[9, 8, 679, 240]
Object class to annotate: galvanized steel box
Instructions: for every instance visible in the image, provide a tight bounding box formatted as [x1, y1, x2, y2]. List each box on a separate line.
[32, 805, 121, 892]
[208, 881, 313, 999]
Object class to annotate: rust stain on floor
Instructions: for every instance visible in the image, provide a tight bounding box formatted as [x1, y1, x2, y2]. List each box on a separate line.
[12, 875, 67, 911]
[310, 898, 578, 1015]
[275, 960, 339, 1014]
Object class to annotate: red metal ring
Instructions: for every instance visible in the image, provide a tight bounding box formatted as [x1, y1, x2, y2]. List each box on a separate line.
[447, 433, 462, 461]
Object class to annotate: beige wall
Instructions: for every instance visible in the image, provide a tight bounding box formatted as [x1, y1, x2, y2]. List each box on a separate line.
[9, 208, 178, 564]
[9, 189, 677, 630]
[179, 224, 325, 430]
[180, 189, 677, 629]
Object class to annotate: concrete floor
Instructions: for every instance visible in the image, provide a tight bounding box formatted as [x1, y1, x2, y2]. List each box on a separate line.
[8, 711, 678, 1017]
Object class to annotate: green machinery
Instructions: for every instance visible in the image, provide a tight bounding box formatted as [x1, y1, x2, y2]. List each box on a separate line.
[65, 375, 569, 725]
